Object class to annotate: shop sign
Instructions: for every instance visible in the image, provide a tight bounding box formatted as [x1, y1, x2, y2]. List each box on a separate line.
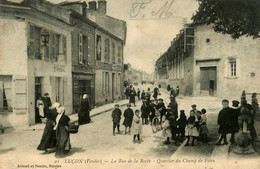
[73, 65, 94, 73]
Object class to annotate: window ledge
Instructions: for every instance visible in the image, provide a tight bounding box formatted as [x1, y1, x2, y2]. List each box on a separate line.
[225, 76, 239, 79]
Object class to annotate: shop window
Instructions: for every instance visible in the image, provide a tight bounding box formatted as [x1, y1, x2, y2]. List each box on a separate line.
[0, 76, 12, 112]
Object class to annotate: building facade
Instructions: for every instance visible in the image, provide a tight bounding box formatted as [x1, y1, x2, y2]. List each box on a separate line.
[155, 24, 260, 98]
[60, 2, 97, 112]
[86, 0, 127, 105]
[0, 0, 127, 126]
[0, 0, 73, 127]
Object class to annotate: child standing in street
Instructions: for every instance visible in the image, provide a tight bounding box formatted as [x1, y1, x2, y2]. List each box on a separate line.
[112, 104, 122, 136]
[185, 111, 199, 146]
[199, 109, 209, 142]
[177, 110, 187, 141]
[162, 112, 172, 144]
[123, 103, 134, 135]
[216, 100, 230, 145]
[132, 110, 142, 144]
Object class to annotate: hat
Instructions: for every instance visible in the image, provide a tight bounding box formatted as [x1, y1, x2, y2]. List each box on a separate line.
[232, 100, 239, 107]
[191, 104, 196, 108]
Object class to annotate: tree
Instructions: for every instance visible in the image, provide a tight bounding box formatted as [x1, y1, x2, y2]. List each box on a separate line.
[192, 0, 260, 39]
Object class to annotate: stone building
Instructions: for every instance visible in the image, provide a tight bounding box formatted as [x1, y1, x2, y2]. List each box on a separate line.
[155, 23, 260, 98]
[0, 0, 73, 127]
[0, 0, 127, 126]
[60, 1, 97, 112]
[86, 0, 127, 105]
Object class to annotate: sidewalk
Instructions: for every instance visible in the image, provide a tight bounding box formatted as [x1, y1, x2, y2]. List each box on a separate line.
[3, 99, 129, 133]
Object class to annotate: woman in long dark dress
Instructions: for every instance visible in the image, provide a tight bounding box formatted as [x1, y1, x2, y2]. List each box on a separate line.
[37, 102, 59, 151]
[54, 106, 71, 158]
[123, 103, 134, 134]
[78, 94, 91, 125]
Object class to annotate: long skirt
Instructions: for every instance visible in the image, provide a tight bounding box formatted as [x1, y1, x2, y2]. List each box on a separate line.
[185, 125, 199, 137]
[37, 120, 56, 151]
[78, 111, 91, 124]
[55, 126, 71, 158]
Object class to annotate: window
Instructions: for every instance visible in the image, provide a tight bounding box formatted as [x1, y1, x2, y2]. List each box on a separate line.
[83, 35, 88, 64]
[0, 76, 12, 112]
[229, 59, 237, 77]
[96, 35, 102, 61]
[104, 38, 110, 62]
[79, 34, 88, 64]
[112, 42, 116, 63]
[118, 46, 121, 64]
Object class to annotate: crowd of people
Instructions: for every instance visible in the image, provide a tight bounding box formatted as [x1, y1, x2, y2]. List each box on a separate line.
[113, 85, 211, 145]
[36, 84, 259, 157]
[118, 85, 259, 146]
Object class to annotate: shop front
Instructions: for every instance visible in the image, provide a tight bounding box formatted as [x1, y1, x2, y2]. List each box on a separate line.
[72, 65, 95, 114]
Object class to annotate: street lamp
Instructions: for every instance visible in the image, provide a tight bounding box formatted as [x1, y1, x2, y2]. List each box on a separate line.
[41, 29, 50, 46]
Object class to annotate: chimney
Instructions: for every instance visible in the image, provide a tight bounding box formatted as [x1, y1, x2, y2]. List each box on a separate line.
[97, 0, 106, 15]
[89, 1, 97, 10]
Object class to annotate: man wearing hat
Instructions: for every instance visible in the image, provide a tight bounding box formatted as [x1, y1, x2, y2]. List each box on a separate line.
[156, 98, 167, 122]
[229, 100, 240, 144]
[141, 100, 150, 125]
[112, 104, 122, 136]
[168, 96, 178, 119]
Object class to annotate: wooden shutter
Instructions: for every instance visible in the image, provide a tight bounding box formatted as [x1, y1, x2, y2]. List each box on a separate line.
[28, 25, 35, 59]
[62, 35, 67, 63]
[14, 76, 27, 114]
[79, 34, 83, 64]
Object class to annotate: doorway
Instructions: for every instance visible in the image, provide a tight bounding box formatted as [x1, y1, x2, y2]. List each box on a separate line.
[35, 77, 42, 123]
[200, 67, 217, 95]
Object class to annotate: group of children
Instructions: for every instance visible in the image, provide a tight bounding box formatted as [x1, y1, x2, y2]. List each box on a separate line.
[161, 104, 209, 146]
[111, 100, 209, 145]
[112, 103, 142, 143]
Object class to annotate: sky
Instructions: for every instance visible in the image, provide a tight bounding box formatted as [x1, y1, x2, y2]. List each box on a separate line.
[12, 0, 199, 73]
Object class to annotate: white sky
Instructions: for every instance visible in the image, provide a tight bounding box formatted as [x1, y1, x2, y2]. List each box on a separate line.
[12, 0, 199, 73]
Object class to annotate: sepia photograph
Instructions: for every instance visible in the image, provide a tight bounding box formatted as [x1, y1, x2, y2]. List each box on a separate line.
[0, 0, 259, 168]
